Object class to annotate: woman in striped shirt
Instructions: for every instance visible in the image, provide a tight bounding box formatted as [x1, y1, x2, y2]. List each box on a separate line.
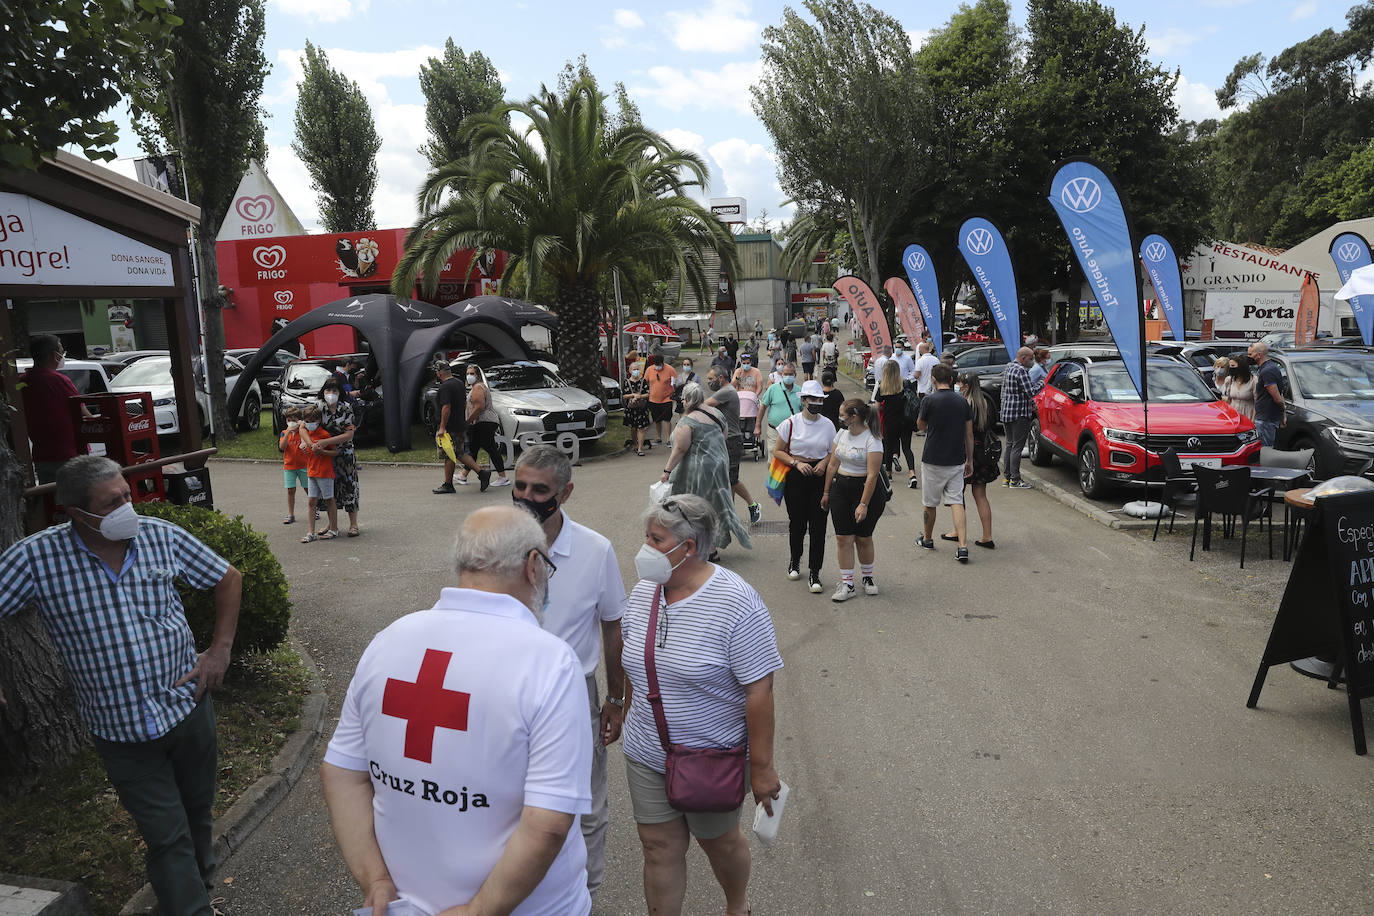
[621, 494, 784, 916]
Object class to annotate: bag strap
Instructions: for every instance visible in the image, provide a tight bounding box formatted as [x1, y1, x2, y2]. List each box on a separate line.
[644, 586, 673, 752]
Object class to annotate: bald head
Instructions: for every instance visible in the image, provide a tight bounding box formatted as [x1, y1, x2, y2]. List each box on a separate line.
[452, 506, 549, 615]
[1016, 346, 1034, 367]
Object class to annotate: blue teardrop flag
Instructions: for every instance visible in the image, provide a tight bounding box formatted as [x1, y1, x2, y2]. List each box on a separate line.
[1330, 232, 1374, 346]
[956, 217, 1020, 361]
[901, 244, 943, 354]
[1047, 161, 1145, 398]
[1139, 234, 1185, 343]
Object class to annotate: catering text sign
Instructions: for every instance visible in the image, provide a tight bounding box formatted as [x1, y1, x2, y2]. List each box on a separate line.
[0, 192, 176, 288]
[1204, 289, 1334, 340]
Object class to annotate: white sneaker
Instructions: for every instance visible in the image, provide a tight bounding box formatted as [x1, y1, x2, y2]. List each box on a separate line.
[808, 571, 823, 593]
[490, 477, 512, 487]
[455, 474, 470, 485]
[786, 563, 801, 580]
[832, 582, 856, 602]
[862, 576, 879, 596]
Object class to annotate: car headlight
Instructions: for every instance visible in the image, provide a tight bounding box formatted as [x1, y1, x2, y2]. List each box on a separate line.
[1329, 426, 1374, 447]
[1103, 427, 1146, 443]
[1237, 429, 1259, 443]
[152, 398, 174, 407]
[511, 408, 545, 417]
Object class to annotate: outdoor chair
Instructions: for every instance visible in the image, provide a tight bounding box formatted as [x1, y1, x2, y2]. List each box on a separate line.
[1189, 465, 1273, 569]
[1152, 448, 1197, 542]
[1259, 445, 1315, 480]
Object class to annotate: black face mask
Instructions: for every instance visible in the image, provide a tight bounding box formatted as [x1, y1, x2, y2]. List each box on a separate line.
[514, 492, 559, 524]
[708, 379, 722, 391]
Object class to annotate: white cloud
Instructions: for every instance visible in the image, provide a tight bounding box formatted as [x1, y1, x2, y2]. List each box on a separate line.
[604, 9, 648, 49]
[661, 128, 707, 157]
[1291, 0, 1318, 20]
[267, 45, 445, 108]
[1146, 26, 1215, 57]
[614, 9, 645, 29]
[704, 138, 789, 222]
[631, 60, 763, 115]
[666, 0, 760, 54]
[270, 0, 370, 24]
[1174, 74, 1223, 122]
[264, 143, 320, 229]
[908, 29, 931, 51]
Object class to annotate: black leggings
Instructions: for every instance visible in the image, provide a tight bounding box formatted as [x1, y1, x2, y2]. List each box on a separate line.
[783, 463, 828, 573]
[883, 423, 915, 474]
[466, 421, 506, 473]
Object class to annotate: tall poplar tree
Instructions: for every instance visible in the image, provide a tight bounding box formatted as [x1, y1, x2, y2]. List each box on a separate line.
[417, 40, 505, 171]
[293, 41, 381, 233]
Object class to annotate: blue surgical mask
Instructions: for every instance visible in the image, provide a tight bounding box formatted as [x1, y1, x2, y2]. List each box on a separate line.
[782, 376, 795, 387]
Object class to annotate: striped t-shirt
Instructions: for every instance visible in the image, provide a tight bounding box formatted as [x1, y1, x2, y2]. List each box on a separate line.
[621, 566, 783, 773]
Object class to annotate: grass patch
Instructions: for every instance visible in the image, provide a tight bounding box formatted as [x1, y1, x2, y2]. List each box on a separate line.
[209, 413, 636, 464]
[0, 645, 311, 916]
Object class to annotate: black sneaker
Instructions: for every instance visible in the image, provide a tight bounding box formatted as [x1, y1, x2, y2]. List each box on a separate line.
[908, 476, 919, 489]
[915, 535, 935, 550]
[956, 547, 969, 563]
[432, 482, 455, 494]
[808, 571, 823, 593]
[478, 469, 492, 492]
[1008, 479, 1032, 490]
[748, 502, 762, 524]
[892, 459, 903, 473]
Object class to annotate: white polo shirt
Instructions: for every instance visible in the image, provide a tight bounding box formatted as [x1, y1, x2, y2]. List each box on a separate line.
[544, 512, 627, 677]
[325, 588, 592, 916]
[913, 353, 939, 395]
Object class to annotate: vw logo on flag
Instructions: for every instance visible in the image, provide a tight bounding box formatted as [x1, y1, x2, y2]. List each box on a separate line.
[965, 228, 995, 256]
[1061, 177, 1102, 213]
[1144, 242, 1167, 263]
[1338, 241, 1362, 263]
[906, 251, 927, 272]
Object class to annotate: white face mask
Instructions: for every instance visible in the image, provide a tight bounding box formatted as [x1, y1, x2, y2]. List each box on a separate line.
[78, 501, 140, 541]
[324, 393, 339, 405]
[305, 421, 320, 431]
[634, 540, 690, 584]
[287, 420, 298, 428]
[466, 375, 477, 385]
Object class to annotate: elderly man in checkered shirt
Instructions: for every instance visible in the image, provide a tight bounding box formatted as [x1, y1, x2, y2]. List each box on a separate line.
[0, 455, 242, 916]
[999, 346, 1044, 489]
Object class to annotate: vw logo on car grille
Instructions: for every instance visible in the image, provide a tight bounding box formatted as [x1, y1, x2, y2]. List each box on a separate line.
[1187, 436, 1202, 449]
[906, 251, 927, 272]
[1144, 242, 1167, 263]
[1338, 241, 1362, 262]
[1061, 177, 1102, 213]
[965, 228, 995, 256]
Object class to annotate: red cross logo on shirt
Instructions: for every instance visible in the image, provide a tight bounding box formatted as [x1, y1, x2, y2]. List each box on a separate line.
[382, 649, 470, 763]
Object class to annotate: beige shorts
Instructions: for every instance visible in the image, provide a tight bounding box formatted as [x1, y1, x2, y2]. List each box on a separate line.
[624, 756, 744, 840]
[921, 463, 965, 507]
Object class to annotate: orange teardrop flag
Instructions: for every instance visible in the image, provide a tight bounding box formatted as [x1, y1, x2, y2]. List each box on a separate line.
[1295, 274, 1320, 348]
[835, 276, 892, 356]
[883, 277, 925, 345]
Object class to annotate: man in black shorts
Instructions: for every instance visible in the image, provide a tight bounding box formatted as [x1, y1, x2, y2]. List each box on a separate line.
[432, 362, 490, 493]
[706, 366, 763, 525]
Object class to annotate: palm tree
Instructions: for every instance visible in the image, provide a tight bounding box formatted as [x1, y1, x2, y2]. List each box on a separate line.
[393, 78, 738, 397]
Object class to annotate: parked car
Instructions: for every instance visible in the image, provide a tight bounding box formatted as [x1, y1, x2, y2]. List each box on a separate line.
[1261, 347, 1374, 478]
[1258, 330, 1335, 349]
[422, 359, 607, 446]
[526, 349, 622, 409]
[228, 348, 301, 388]
[269, 355, 384, 446]
[1028, 356, 1260, 498]
[108, 354, 263, 435]
[950, 344, 1012, 417]
[100, 349, 173, 375]
[16, 357, 118, 397]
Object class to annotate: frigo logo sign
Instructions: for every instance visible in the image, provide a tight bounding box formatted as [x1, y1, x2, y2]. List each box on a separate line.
[252, 245, 287, 279]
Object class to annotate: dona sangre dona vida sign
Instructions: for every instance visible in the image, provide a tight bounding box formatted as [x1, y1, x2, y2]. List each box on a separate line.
[0, 192, 176, 287]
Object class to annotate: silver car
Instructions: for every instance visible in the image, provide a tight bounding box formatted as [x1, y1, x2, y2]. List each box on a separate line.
[426, 361, 607, 445]
[109, 354, 263, 434]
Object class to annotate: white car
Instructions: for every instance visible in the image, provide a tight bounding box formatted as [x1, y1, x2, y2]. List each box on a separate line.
[109, 354, 262, 435]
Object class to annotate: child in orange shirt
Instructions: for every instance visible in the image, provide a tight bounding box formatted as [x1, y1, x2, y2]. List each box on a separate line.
[279, 406, 307, 524]
[299, 405, 339, 542]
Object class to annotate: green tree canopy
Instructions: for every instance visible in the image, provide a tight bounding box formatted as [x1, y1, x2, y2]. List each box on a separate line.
[292, 41, 381, 233]
[0, 0, 181, 169]
[393, 79, 737, 396]
[417, 39, 506, 171]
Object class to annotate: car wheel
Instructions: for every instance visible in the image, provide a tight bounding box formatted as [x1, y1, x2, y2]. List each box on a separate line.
[238, 394, 261, 432]
[1078, 440, 1108, 499]
[1029, 418, 1052, 467]
[423, 402, 436, 436]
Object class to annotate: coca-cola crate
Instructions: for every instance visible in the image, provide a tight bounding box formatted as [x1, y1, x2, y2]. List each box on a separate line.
[73, 392, 160, 467]
[128, 468, 166, 505]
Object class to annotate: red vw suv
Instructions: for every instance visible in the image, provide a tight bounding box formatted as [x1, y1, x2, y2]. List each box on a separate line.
[1028, 356, 1260, 498]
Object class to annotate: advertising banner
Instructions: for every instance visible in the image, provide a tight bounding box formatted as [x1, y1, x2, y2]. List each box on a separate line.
[1047, 160, 1145, 398]
[1296, 274, 1320, 347]
[834, 275, 892, 356]
[1203, 289, 1333, 340]
[956, 218, 1020, 361]
[901, 244, 942, 354]
[216, 161, 308, 241]
[1330, 232, 1374, 345]
[1139, 233, 1186, 342]
[883, 277, 925, 348]
[0, 192, 176, 287]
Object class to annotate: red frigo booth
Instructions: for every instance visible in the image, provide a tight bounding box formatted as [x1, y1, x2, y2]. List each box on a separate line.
[216, 228, 506, 352]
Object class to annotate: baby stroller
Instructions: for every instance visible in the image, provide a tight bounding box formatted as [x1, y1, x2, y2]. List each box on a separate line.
[738, 389, 764, 461]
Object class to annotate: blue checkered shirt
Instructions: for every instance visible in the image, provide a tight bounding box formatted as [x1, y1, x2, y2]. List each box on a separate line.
[0, 517, 229, 743]
[1000, 361, 1043, 422]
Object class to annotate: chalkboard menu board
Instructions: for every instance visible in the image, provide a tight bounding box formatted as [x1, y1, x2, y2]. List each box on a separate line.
[1247, 489, 1374, 755]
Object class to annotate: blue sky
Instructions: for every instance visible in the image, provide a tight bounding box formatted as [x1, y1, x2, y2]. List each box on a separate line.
[99, 0, 1371, 233]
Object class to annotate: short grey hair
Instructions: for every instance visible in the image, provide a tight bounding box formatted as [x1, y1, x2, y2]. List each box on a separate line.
[56, 456, 122, 511]
[453, 509, 546, 581]
[515, 444, 573, 491]
[681, 381, 705, 412]
[642, 493, 716, 558]
[1250, 341, 1269, 357]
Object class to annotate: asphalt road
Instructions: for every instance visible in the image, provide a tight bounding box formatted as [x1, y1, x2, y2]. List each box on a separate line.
[206, 417, 1374, 914]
